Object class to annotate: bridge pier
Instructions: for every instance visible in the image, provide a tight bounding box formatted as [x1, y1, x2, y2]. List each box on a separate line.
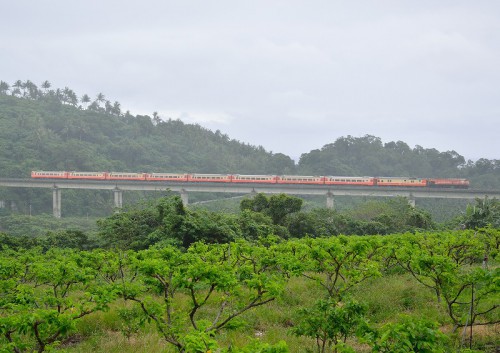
[113, 188, 123, 209]
[326, 192, 335, 209]
[180, 189, 189, 206]
[52, 187, 61, 218]
[408, 194, 416, 208]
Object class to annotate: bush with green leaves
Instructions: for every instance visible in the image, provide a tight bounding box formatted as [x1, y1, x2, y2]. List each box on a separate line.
[0, 248, 119, 352]
[290, 298, 368, 353]
[366, 315, 449, 353]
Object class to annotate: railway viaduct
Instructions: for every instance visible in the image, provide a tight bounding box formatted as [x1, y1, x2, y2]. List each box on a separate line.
[1, 178, 499, 218]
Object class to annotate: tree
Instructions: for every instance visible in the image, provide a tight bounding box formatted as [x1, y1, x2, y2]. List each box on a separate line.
[62, 87, 78, 106]
[41, 80, 51, 93]
[367, 316, 449, 353]
[0, 80, 10, 94]
[462, 197, 500, 229]
[80, 94, 91, 109]
[240, 193, 303, 225]
[95, 92, 105, 105]
[0, 248, 118, 352]
[112, 101, 121, 116]
[24, 80, 40, 99]
[268, 193, 303, 225]
[392, 231, 499, 330]
[238, 209, 277, 240]
[291, 298, 368, 353]
[119, 241, 288, 352]
[98, 201, 162, 250]
[12, 80, 23, 91]
[10, 87, 21, 97]
[152, 111, 161, 125]
[296, 236, 382, 299]
[104, 100, 113, 114]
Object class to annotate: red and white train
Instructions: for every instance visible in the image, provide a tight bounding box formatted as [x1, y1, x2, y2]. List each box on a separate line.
[31, 171, 470, 188]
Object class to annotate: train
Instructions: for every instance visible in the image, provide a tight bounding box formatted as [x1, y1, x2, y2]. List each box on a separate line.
[31, 171, 470, 188]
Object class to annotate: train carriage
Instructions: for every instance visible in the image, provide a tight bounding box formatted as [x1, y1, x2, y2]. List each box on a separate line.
[67, 171, 107, 179]
[188, 174, 233, 183]
[376, 177, 427, 187]
[324, 176, 375, 186]
[107, 172, 147, 180]
[232, 175, 278, 183]
[427, 178, 470, 188]
[29, 171, 470, 189]
[31, 171, 68, 179]
[277, 175, 324, 184]
[146, 173, 189, 182]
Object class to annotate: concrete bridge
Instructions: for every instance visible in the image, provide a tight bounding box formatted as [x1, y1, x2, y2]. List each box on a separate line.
[1, 178, 499, 218]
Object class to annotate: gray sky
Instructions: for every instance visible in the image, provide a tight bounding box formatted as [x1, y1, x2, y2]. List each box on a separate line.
[1, 1, 499, 161]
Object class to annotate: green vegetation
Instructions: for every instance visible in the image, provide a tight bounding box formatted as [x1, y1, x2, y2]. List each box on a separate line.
[0, 79, 293, 216]
[1, 79, 500, 352]
[1, 196, 499, 352]
[297, 135, 500, 190]
[1, 229, 498, 352]
[1, 79, 499, 219]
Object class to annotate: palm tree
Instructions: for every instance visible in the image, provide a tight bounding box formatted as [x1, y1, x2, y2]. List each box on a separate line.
[0, 81, 9, 95]
[55, 88, 64, 102]
[95, 92, 105, 106]
[41, 80, 51, 94]
[24, 80, 40, 99]
[81, 94, 91, 109]
[152, 111, 161, 125]
[13, 80, 23, 90]
[112, 101, 121, 116]
[12, 80, 23, 97]
[63, 87, 78, 106]
[87, 101, 99, 112]
[104, 100, 113, 114]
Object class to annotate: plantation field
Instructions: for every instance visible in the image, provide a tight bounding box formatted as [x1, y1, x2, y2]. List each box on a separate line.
[0, 229, 498, 352]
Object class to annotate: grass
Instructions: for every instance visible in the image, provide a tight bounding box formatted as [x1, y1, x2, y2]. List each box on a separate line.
[59, 269, 499, 353]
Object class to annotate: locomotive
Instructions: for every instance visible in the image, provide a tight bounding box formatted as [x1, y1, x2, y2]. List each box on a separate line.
[31, 171, 470, 188]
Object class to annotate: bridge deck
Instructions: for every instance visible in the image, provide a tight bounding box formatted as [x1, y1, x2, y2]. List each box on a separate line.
[0, 178, 498, 200]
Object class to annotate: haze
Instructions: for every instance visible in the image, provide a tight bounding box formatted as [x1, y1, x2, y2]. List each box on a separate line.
[1, 0, 499, 160]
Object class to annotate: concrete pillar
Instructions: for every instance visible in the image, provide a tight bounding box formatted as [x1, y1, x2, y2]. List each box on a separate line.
[326, 192, 335, 209]
[408, 195, 416, 208]
[52, 187, 61, 218]
[180, 189, 189, 206]
[113, 188, 123, 209]
[0, 200, 4, 208]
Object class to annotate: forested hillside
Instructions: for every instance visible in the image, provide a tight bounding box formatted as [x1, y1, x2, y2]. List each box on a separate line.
[298, 135, 500, 189]
[0, 81, 294, 176]
[1, 79, 498, 184]
[0, 79, 499, 216]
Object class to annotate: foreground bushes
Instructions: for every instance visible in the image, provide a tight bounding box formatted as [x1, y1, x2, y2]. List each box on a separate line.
[0, 230, 498, 352]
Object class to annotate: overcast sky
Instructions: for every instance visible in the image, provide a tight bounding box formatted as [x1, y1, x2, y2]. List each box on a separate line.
[1, 1, 499, 161]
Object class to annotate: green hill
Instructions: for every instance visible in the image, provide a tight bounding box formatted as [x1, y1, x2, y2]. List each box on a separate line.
[0, 79, 498, 217]
[297, 135, 500, 189]
[0, 94, 294, 177]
